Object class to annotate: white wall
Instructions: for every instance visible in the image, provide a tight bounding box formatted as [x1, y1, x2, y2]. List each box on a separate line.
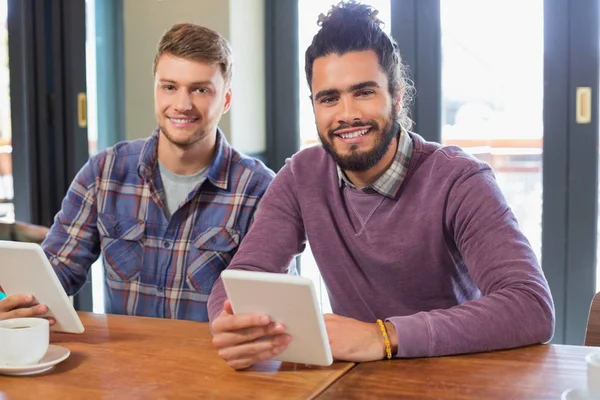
[229, 0, 266, 154]
[122, 0, 266, 155]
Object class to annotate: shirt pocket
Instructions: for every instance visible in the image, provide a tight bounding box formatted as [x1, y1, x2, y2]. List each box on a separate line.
[98, 213, 145, 281]
[186, 226, 240, 293]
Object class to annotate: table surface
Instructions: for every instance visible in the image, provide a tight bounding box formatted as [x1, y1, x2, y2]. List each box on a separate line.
[0, 312, 355, 400]
[318, 343, 598, 400]
[1, 312, 598, 400]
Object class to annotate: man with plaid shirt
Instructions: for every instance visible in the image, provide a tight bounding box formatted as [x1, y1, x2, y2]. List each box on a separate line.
[0, 23, 274, 323]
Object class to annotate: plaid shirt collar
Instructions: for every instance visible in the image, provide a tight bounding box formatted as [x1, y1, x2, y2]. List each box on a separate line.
[337, 129, 413, 198]
[137, 128, 232, 191]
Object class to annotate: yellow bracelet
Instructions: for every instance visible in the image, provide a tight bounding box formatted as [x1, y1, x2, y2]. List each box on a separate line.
[376, 319, 392, 360]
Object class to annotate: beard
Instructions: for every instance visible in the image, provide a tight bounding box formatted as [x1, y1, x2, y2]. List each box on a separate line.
[318, 109, 400, 172]
[159, 122, 205, 149]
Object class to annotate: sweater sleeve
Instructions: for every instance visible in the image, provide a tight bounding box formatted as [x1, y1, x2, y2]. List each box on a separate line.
[388, 161, 555, 358]
[207, 162, 307, 323]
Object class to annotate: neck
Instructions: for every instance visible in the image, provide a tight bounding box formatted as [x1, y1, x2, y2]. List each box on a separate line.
[344, 137, 398, 188]
[157, 131, 217, 175]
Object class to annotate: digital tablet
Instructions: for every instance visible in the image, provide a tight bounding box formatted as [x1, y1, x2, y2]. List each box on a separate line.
[221, 269, 333, 366]
[0, 241, 85, 333]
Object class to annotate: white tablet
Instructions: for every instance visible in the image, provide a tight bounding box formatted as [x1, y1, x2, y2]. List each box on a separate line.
[221, 269, 333, 366]
[0, 240, 85, 333]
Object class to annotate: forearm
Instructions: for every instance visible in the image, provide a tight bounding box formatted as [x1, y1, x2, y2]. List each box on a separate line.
[0, 222, 49, 243]
[208, 166, 305, 324]
[388, 282, 554, 358]
[207, 214, 305, 322]
[42, 158, 101, 295]
[0, 222, 11, 241]
[392, 165, 554, 358]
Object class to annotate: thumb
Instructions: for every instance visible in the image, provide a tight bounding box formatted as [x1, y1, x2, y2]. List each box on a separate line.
[223, 299, 234, 315]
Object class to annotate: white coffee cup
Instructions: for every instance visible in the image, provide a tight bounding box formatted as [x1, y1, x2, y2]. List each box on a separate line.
[0, 318, 49, 366]
[587, 352, 600, 399]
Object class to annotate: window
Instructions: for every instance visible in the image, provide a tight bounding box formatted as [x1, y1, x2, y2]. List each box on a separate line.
[0, 0, 13, 223]
[440, 0, 544, 264]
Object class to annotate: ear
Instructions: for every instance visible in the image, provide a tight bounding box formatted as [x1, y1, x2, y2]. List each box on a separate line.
[221, 87, 232, 114]
[219, 86, 232, 115]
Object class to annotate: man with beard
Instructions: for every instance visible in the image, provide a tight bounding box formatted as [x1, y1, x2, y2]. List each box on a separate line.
[0, 23, 274, 323]
[207, 1, 554, 370]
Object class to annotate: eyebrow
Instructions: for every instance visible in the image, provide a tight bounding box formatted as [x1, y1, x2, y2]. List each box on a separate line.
[158, 79, 215, 86]
[314, 81, 381, 101]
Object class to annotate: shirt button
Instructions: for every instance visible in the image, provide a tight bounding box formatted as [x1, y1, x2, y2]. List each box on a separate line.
[163, 240, 171, 249]
[157, 286, 164, 293]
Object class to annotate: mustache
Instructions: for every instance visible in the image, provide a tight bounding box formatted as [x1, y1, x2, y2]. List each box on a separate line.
[328, 120, 380, 138]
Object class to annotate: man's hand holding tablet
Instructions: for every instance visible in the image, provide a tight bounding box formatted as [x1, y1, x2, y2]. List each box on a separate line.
[0, 293, 54, 324]
[212, 270, 333, 370]
[211, 299, 292, 370]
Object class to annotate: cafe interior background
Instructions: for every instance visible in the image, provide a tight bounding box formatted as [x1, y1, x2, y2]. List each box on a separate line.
[0, 0, 597, 346]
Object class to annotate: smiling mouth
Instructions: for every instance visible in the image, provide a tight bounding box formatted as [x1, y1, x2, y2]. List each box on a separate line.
[168, 117, 199, 124]
[334, 127, 371, 139]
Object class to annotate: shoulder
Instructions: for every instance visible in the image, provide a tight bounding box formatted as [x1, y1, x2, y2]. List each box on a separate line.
[410, 132, 490, 177]
[285, 144, 334, 175]
[228, 148, 276, 191]
[101, 138, 147, 162]
[77, 138, 149, 187]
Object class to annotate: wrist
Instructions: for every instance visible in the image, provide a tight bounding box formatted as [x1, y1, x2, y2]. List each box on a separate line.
[384, 321, 398, 355]
[376, 319, 394, 360]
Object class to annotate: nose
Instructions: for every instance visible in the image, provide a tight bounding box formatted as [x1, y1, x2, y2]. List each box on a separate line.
[175, 90, 192, 112]
[336, 96, 362, 126]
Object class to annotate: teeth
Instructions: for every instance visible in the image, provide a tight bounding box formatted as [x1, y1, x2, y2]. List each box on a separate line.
[339, 128, 369, 139]
[171, 118, 196, 124]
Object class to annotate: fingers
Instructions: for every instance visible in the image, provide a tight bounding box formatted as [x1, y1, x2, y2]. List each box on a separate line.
[0, 294, 48, 321]
[0, 294, 35, 313]
[223, 299, 233, 314]
[211, 300, 292, 369]
[0, 303, 48, 320]
[213, 321, 286, 349]
[212, 311, 271, 334]
[219, 334, 292, 370]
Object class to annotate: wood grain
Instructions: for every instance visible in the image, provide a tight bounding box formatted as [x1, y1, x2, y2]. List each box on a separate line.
[586, 292, 600, 347]
[0, 312, 355, 400]
[318, 345, 597, 400]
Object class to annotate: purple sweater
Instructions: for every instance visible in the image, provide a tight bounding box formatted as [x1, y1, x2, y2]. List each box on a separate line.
[208, 133, 555, 358]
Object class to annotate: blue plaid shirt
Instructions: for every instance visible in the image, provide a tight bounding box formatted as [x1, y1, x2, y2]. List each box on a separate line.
[42, 129, 274, 321]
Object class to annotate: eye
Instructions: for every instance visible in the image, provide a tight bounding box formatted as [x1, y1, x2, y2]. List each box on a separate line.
[356, 89, 375, 97]
[162, 85, 176, 91]
[319, 96, 338, 105]
[194, 87, 211, 94]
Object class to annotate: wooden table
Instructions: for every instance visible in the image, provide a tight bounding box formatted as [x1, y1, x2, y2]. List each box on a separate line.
[0, 312, 355, 400]
[318, 344, 598, 399]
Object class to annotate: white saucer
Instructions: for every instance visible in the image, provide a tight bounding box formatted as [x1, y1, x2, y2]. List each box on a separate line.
[562, 388, 599, 400]
[0, 345, 70, 376]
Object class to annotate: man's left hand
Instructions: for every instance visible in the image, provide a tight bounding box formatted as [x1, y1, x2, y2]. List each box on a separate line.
[324, 313, 394, 362]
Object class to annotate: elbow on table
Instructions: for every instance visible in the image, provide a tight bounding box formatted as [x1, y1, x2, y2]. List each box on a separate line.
[527, 296, 556, 345]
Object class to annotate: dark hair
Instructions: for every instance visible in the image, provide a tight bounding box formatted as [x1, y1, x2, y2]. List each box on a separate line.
[305, 1, 415, 130]
[153, 23, 233, 84]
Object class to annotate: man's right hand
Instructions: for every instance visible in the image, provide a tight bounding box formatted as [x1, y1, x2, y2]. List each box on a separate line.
[211, 300, 292, 370]
[0, 294, 54, 324]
